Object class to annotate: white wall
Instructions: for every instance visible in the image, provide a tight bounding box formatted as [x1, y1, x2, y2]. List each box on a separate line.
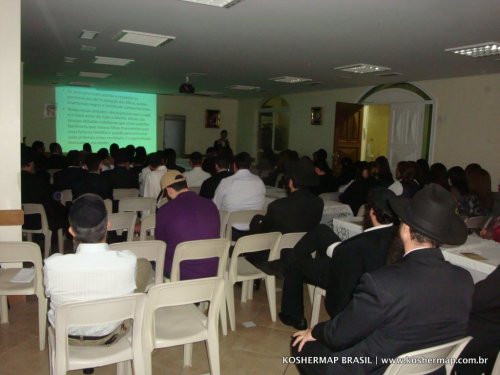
[0, 0, 22, 240]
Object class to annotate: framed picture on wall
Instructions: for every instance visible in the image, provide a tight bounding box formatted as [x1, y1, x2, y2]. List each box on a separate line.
[44, 103, 56, 118]
[311, 107, 322, 125]
[205, 109, 221, 128]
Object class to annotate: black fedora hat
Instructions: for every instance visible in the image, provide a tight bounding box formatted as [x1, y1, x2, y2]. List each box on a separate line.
[389, 183, 467, 246]
[285, 159, 319, 188]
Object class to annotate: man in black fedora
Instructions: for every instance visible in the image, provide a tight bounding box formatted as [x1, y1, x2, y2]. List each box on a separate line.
[292, 183, 474, 375]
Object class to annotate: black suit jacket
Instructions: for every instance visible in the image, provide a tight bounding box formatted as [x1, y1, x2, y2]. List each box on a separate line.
[199, 171, 232, 199]
[102, 166, 138, 189]
[53, 167, 87, 191]
[71, 172, 113, 200]
[312, 248, 474, 374]
[325, 225, 396, 318]
[253, 189, 324, 234]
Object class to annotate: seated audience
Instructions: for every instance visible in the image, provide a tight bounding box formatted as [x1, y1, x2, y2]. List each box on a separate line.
[462, 168, 493, 217]
[71, 153, 112, 200]
[82, 142, 92, 154]
[311, 154, 337, 195]
[202, 146, 217, 176]
[454, 265, 500, 375]
[213, 152, 266, 212]
[155, 171, 220, 279]
[143, 152, 167, 200]
[97, 147, 113, 171]
[274, 188, 397, 329]
[199, 153, 233, 199]
[430, 162, 451, 190]
[183, 151, 211, 188]
[102, 148, 138, 189]
[372, 155, 394, 188]
[292, 184, 473, 375]
[53, 150, 87, 191]
[164, 148, 185, 173]
[389, 160, 420, 198]
[44, 194, 152, 347]
[46, 142, 66, 170]
[339, 161, 373, 215]
[416, 158, 431, 185]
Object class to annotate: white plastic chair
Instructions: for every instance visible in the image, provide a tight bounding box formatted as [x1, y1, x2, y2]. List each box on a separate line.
[225, 232, 281, 331]
[139, 214, 156, 241]
[171, 238, 231, 335]
[356, 204, 366, 217]
[109, 241, 166, 286]
[22, 203, 63, 258]
[118, 197, 156, 219]
[464, 215, 491, 230]
[103, 198, 113, 215]
[492, 351, 500, 375]
[47, 293, 146, 375]
[60, 190, 73, 206]
[309, 286, 326, 327]
[319, 192, 340, 202]
[143, 278, 225, 375]
[113, 188, 139, 200]
[0, 241, 47, 350]
[222, 209, 266, 243]
[108, 212, 137, 242]
[383, 336, 472, 375]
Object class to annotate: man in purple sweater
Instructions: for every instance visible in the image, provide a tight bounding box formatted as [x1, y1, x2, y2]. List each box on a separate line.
[155, 170, 220, 279]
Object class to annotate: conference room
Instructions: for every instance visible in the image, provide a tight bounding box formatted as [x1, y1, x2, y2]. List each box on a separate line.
[1, 0, 499, 374]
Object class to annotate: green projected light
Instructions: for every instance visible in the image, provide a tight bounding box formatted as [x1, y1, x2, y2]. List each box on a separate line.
[56, 87, 157, 153]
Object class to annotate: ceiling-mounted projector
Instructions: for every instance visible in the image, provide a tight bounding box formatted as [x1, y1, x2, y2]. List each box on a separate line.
[179, 76, 195, 94]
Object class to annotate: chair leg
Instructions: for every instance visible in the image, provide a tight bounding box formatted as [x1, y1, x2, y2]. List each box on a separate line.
[247, 280, 254, 300]
[57, 229, 64, 254]
[265, 276, 277, 322]
[310, 288, 324, 328]
[306, 283, 315, 305]
[38, 296, 47, 350]
[116, 360, 132, 375]
[219, 294, 228, 336]
[143, 350, 153, 375]
[241, 281, 248, 303]
[44, 230, 52, 258]
[206, 336, 221, 375]
[183, 343, 193, 367]
[225, 279, 236, 331]
[0, 295, 9, 324]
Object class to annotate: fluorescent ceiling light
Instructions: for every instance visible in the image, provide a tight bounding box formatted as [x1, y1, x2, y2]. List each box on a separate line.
[180, 0, 241, 8]
[115, 30, 175, 47]
[68, 81, 94, 87]
[445, 42, 500, 57]
[93, 56, 134, 66]
[79, 71, 111, 79]
[228, 84, 261, 91]
[79, 30, 100, 40]
[80, 45, 96, 52]
[269, 76, 312, 84]
[335, 63, 390, 74]
[64, 57, 77, 63]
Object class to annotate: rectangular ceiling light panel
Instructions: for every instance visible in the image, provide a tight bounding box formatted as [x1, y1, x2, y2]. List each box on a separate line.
[180, 0, 241, 8]
[445, 42, 500, 57]
[93, 56, 134, 66]
[228, 85, 261, 91]
[68, 81, 94, 87]
[269, 76, 312, 84]
[79, 71, 111, 79]
[80, 30, 100, 40]
[334, 64, 390, 74]
[115, 30, 176, 47]
[80, 45, 96, 52]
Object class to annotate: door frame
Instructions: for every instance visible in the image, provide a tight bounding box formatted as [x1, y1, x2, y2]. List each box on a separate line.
[356, 82, 437, 164]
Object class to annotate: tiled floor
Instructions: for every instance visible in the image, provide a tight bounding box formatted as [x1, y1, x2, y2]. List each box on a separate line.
[0, 281, 329, 375]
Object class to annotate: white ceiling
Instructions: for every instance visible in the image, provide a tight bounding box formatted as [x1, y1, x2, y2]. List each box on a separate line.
[21, 0, 500, 98]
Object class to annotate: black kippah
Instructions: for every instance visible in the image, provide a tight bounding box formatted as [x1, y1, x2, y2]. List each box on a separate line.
[69, 194, 107, 229]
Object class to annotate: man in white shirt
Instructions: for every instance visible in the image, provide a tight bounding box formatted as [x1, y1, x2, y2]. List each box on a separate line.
[183, 151, 211, 188]
[143, 152, 168, 200]
[213, 152, 266, 212]
[44, 194, 147, 346]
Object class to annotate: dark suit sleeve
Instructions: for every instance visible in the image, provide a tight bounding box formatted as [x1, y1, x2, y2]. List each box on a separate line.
[312, 273, 386, 351]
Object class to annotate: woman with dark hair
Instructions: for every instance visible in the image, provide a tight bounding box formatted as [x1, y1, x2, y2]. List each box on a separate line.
[430, 162, 451, 191]
[416, 158, 431, 186]
[373, 156, 394, 188]
[389, 161, 420, 198]
[448, 166, 469, 203]
[460, 168, 494, 217]
[311, 159, 337, 195]
[339, 161, 372, 215]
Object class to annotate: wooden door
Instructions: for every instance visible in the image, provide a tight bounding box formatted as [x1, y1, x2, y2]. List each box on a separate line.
[333, 102, 364, 174]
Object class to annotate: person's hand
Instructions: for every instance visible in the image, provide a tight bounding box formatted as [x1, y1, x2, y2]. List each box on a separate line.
[292, 328, 316, 352]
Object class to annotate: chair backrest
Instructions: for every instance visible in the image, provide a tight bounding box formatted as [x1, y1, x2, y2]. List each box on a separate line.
[269, 232, 305, 261]
[228, 232, 281, 281]
[109, 241, 166, 285]
[113, 188, 139, 200]
[0, 241, 43, 296]
[492, 351, 500, 375]
[319, 192, 340, 202]
[144, 278, 224, 348]
[22, 203, 49, 234]
[219, 210, 229, 238]
[383, 336, 473, 375]
[140, 214, 156, 241]
[223, 209, 266, 241]
[53, 294, 145, 372]
[103, 198, 113, 215]
[107, 212, 137, 242]
[118, 197, 156, 216]
[60, 189, 73, 206]
[357, 204, 366, 217]
[157, 197, 168, 209]
[170, 238, 230, 281]
[464, 215, 491, 230]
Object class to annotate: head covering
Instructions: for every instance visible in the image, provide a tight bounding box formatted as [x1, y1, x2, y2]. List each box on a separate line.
[285, 159, 319, 188]
[389, 183, 467, 245]
[69, 193, 107, 229]
[367, 187, 396, 212]
[160, 170, 186, 189]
